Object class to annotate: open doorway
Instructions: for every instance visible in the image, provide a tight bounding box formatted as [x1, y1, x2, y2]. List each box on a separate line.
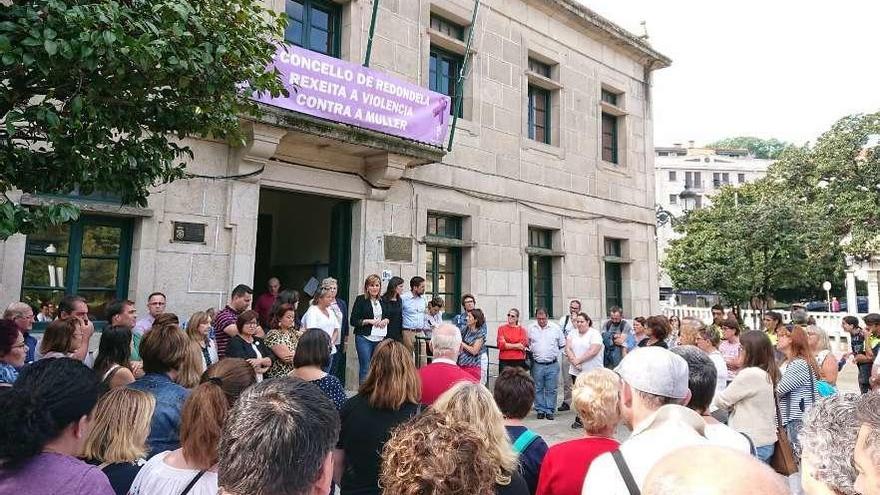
[254, 188, 352, 326]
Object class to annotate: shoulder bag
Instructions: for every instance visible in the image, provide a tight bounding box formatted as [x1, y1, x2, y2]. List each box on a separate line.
[769, 391, 798, 475]
[611, 449, 641, 495]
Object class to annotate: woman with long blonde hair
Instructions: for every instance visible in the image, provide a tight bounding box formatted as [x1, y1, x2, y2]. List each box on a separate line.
[430, 382, 528, 493]
[82, 388, 156, 495]
[333, 340, 421, 494]
[186, 311, 218, 371]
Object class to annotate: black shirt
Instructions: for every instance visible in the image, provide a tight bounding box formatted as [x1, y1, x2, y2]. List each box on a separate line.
[381, 298, 403, 342]
[638, 338, 668, 348]
[86, 459, 142, 495]
[496, 471, 530, 495]
[336, 394, 420, 495]
[225, 335, 275, 362]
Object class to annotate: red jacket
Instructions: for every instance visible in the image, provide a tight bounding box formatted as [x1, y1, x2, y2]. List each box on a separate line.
[419, 361, 478, 405]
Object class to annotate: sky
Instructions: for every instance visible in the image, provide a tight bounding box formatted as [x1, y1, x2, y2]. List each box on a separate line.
[579, 0, 880, 147]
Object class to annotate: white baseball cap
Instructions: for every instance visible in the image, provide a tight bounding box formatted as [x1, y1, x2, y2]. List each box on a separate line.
[615, 347, 690, 399]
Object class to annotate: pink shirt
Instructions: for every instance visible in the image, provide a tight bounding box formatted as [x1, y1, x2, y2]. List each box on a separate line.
[719, 340, 742, 379]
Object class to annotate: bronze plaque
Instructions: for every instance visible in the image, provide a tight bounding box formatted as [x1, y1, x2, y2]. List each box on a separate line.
[384, 235, 412, 262]
[172, 222, 206, 243]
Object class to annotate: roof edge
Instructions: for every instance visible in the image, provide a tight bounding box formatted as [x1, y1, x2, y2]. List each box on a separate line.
[550, 0, 672, 69]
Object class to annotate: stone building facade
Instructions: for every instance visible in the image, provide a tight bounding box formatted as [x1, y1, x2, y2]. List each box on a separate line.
[1, 0, 669, 378]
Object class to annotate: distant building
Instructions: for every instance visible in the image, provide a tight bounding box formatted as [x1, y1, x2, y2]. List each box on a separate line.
[655, 143, 773, 301]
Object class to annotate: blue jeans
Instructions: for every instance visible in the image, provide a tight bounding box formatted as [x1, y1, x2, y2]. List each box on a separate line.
[785, 419, 803, 460]
[355, 335, 381, 384]
[755, 444, 775, 463]
[531, 360, 559, 414]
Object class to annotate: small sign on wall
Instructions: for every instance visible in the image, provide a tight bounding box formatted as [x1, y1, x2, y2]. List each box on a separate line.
[172, 222, 206, 244]
[383, 235, 412, 262]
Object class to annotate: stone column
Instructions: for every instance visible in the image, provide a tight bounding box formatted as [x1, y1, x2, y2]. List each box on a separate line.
[846, 271, 859, 314]
[868, 269, 880, 314]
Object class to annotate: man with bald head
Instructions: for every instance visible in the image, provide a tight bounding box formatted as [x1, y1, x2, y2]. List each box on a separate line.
[418, 323, 478, 405]
[253, 277, 282, 328]
[643, 445, 789, 495]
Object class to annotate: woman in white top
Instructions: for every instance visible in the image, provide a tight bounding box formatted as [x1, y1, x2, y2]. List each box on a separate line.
[129, 359, 256, 495]
[806, 324, 838, 386]
[565, 312, 604, 429]
[350, 274, 390, 384]
[302, 285, 340, 372]
[712, 330, 780, 464]
[695, 326, 728, 395]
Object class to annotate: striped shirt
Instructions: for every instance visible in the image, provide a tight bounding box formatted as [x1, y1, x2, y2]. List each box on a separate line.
[776, 358, 816, 425]
[214, 305, 242, 358]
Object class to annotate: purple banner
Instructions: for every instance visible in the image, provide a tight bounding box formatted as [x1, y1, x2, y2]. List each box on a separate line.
[254, 44, 451, 147]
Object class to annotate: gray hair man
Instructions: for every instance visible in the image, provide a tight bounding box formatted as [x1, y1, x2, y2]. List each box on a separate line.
[855, 392, 880, 495]
[670, 345, 750, 453]
[582, 347, 709, 494]
[218, 377, 340, 495]
[643, 445, 789, 495]
[418, 323, 477, 406]
[800, 394, 860, 495]
[3, 302, 37, 364]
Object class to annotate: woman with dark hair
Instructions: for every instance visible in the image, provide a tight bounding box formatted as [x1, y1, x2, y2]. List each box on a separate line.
[129, 359, 256, 495]
[631, 316, 647, 346]
[269, 289, 300, 327]
[292, 328, 347, 410]
[93, 325, 141, 389]
[637, 315, 670, 348]
[712, 330, 780, 463]
[719, 317, 743, 381]
[333, 340, 421, 494]
[0, 358, 113, 494]
[350, 274, 390, 384]
[494, 367, 548, 493]
[264, 304, 301, 379]
[0, 319, 26, 386]
[225, 310, 273, 381]
[458, 308, 488, 382]
[776, 325, 820, 462]
[667, 315, 681, 347]
[129, 318, 191, 457]
[38, 317, 82, 360]
[381, 276, 404, 342]
[763, 311, 784, 347]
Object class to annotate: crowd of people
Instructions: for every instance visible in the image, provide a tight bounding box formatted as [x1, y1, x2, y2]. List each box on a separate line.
[1, 277, 880, 495]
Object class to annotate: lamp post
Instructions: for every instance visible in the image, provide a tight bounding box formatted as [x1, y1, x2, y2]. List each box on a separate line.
[678, 184, 698, 214]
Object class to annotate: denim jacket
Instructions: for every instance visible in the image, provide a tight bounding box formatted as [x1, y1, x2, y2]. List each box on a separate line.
[129, 373, 190, 457]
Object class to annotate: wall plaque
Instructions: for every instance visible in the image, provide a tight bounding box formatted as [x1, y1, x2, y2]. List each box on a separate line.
[384, 235, 412, 262]
[172, 222, 206, 243]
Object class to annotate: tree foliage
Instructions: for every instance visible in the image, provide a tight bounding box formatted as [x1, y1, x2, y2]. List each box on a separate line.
[767, 113, 880, 260]
[666, 113, 880, 306]
[0, 0, 287, 239]
[662, 180, 843, 307]
[706, 136, 791, 159]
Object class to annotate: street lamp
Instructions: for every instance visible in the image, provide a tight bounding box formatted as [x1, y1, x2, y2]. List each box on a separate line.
[678, 184, 698, 214]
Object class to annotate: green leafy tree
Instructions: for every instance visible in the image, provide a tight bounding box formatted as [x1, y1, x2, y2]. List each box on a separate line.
[663, 180, 843, 310]
[0, 0, 287, 239]
[706, 136, 791, 159]
[767, 112, 880, 260]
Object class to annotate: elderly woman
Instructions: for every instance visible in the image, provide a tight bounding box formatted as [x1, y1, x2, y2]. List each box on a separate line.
[535, 368, 621, 495]
[303, 285, 342, 372]
[799, 394, 860, 495]
[0, 320, 26, 386]
[807, 325, 839, 388]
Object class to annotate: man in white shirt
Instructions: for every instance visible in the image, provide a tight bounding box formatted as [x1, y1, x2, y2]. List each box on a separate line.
[401, 276, 427, 353]
[671, 346, 751, 453]
[556, 299, 580, 411]
[528, 308, 566, 420]
[582, 347, 709, 494]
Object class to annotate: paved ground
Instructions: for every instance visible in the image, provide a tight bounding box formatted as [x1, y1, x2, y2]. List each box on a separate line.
[522, 356, 861, 447]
